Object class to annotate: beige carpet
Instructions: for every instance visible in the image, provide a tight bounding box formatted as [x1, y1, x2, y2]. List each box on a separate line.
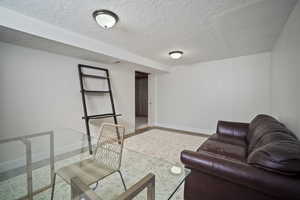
[125, 129, 207, 164]
[0, 129, 207, 200]
[124, 128, 208, 199]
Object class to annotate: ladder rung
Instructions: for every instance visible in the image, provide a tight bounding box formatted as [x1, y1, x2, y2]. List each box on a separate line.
[82, 90, 110, 94]
[82, 113, 122, 120]
[81, 74, 108, 79]
[79, 64, 108, 71]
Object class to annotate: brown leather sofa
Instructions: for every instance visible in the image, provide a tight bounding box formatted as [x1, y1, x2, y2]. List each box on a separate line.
[181, 114, 300, 200]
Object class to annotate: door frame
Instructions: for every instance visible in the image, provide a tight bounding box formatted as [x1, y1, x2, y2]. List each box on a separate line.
[134, 71, 155, 130]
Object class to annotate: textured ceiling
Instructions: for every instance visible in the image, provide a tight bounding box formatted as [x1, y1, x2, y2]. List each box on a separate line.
[0, 0, 297, 66]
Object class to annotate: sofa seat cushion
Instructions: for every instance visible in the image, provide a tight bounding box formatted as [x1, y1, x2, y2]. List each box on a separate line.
[248, 140, 300, 176]
[210, 133, 247, 147]
[198, 139, 246, 161]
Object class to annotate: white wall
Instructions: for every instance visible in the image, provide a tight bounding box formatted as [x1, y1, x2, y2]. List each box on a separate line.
[271, 1, 300, 137]
[0, 41, 161, 170]
[0, 41, 155, 139]
[156, 53, 271, 134]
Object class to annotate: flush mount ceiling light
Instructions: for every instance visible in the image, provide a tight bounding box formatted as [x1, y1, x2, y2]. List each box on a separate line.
[169, 51, 183, 59]
[93, 9, 119, 29]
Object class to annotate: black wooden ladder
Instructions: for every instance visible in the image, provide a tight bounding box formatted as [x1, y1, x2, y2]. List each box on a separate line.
[78, 64, 121, 154]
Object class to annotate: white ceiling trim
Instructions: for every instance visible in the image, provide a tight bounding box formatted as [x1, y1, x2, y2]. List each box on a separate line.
[0, 6, 170, 72]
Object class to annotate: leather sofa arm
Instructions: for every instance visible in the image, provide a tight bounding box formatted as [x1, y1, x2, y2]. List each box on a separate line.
[181, 150, 300, 199]
[217, 120, 249, 139]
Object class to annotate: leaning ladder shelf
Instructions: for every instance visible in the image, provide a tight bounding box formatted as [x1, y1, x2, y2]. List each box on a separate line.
[78, 64, 121, 154]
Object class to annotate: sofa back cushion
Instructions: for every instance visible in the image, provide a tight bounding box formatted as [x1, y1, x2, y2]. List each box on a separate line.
[248, 140, 300, 175]
[247, 114, 296, 154]
[247, 114, 278, 142]
[253, 131, 296, 150]
[248, 122, 295, 154]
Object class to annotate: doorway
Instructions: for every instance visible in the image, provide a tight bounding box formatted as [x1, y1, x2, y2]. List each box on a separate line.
[135, 71, 149, 130]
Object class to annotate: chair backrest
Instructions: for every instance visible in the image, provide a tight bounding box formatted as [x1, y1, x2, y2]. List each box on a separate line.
[93, 123, 125, 171]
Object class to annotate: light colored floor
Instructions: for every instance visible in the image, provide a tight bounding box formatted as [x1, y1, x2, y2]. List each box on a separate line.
[0, 129, 207, 200]
[125, 129, 207, 200]
[135, 116, 148, 129]
[126, 129, 206, 164]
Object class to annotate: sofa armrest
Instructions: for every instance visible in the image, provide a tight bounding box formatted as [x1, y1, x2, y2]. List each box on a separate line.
[217, 120, 249, 139]
[181, 150, 300, 199]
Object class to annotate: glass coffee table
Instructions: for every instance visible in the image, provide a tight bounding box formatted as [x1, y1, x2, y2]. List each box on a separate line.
[0, 129, 190, 200]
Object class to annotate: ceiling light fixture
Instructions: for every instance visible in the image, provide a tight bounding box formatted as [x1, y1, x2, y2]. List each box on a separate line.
[169, 51, 183, 59]
[93, 9, 119, 29]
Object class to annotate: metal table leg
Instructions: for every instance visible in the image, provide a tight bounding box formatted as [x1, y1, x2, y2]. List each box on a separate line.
[21, 138, 33, 200]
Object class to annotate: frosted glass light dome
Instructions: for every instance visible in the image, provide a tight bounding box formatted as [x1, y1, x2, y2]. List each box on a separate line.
[93, 10, 119, 29]
[169, 51, 183, 59]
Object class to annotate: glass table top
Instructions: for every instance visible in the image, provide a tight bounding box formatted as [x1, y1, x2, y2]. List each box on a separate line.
[0, 128, 190, 200]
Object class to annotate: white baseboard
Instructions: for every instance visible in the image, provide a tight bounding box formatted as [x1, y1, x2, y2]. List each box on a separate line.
[154, 122, 214, 135]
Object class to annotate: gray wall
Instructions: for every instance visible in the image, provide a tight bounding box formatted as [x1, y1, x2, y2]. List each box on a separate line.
[271, 1, 300, 137]
[156, 53, 271, 134]
[0, 41, 158, 170]
[0, 41, 148, 138]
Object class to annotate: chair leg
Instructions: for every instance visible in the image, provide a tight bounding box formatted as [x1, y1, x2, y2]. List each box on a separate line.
[51, 173, 56, 200]
[91, 181, 99, 191]
[117, 170, 127, 191]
